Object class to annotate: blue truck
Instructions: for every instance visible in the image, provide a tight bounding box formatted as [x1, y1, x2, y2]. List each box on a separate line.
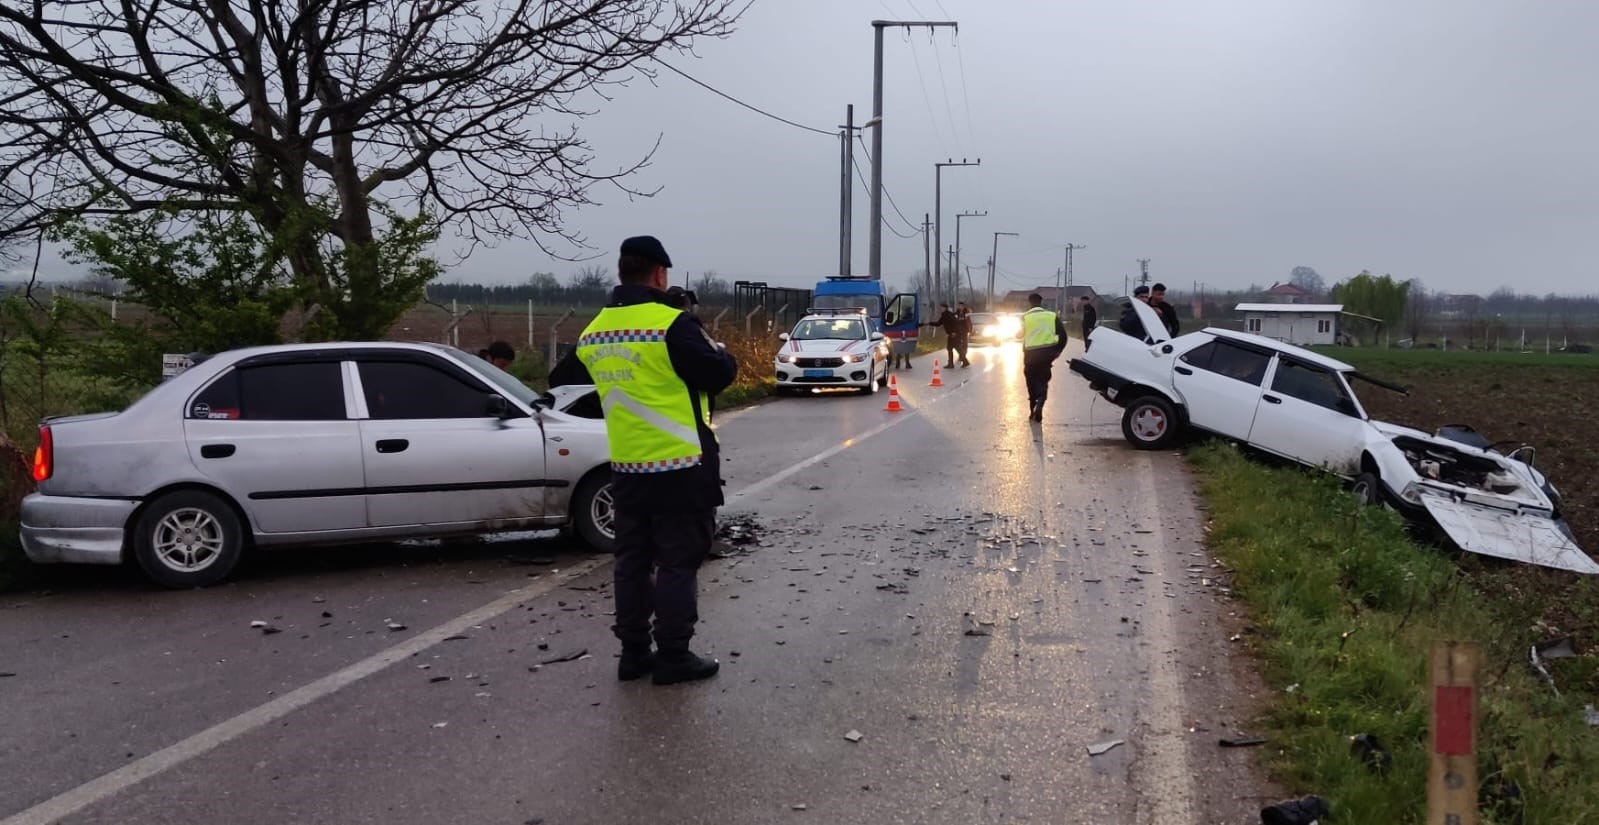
[810, 277, 921, 361]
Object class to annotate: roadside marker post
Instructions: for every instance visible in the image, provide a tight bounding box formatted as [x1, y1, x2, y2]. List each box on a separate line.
[1428, 641, 1481, 825]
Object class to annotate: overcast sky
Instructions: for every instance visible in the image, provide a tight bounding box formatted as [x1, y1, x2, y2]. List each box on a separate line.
[24, 0, 1599, 297]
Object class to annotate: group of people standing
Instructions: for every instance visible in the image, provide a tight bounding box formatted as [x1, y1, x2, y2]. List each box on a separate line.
[929, 301, 975, 369]
[1118, 282, 1181, 342]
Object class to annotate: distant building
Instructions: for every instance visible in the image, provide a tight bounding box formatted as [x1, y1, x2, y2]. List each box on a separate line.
[1236, 303, 1344, 346]
[998, 285, 1100, 312]
[1262, 282, 1315, 304]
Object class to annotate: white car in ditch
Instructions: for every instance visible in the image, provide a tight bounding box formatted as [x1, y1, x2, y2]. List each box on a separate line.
[1069, 300, 1596, 574]
[774, 308, 890, 394]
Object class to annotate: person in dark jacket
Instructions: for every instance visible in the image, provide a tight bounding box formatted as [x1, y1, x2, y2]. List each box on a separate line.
[551, 236, 738, 686]
[1078, 296, 1098, 350]
[1119, 285, 1152, 342]
[924, 303, 963, 370]
[1150, 282, 1180, 337]
[953, 301, 973, 367]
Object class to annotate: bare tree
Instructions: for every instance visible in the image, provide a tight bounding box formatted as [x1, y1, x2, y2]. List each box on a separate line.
[0, 0, 745, 332]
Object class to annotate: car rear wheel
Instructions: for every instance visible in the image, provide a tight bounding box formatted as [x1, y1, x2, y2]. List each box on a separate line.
[132, 490, 245, 588]
[1121, 396, 1181, 450]
[571, 471, 618, 553]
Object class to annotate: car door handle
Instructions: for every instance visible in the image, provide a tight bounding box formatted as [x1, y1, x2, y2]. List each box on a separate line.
[375, 439, 410, 454]
[200, 444, 236, 459]
[1263, 395, 1283, 405]
[1174, 366, 1194, 376]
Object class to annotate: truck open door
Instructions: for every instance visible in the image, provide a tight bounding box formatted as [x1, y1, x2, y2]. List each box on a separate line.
[883, 292, 920, 362]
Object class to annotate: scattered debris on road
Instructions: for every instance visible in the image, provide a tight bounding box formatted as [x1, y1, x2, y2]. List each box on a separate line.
[844, 729, 863, 743]
[1219, 736, 1267, 748]
[1259, 795, 1329, 825]
[710, 515, 766, 559]
[431, 721, 448, 729]
[1086, 739, 1124, 756]
[386, 620, 407, 632]
[539, 648, 589, 665]
[790, 804, 808, 812]
[506, 554, 557, 566]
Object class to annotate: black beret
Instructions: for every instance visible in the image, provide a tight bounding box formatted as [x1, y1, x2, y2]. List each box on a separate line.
[620, 235, 672, 268]
[1133, 285, 1151, 296]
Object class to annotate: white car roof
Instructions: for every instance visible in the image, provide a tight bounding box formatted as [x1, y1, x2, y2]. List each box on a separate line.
[1204, 328, 1355, 372]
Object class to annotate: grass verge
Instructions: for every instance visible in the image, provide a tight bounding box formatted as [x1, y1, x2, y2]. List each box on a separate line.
[1190, 443, 1599, 823]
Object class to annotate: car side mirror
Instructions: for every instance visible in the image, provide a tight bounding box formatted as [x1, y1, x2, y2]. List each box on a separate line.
[486, 394, 513, 419]
[870, 331, 885, 341]
[1337, 397, 1359, 417]
[778, 332, 790, 341]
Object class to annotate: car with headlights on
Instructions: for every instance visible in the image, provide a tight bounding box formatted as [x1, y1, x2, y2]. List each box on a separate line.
[969, 312, 1022, 345]
[21, 343, 617, 587]
[774, 309, 890, 394]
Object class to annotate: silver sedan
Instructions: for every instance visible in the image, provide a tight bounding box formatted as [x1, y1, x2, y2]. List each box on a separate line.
[21, 342, 615, 587]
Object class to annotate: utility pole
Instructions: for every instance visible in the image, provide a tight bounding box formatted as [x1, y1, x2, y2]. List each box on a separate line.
[954, 210, 986, 305]
[870, 19, 958, 281]
[1137, 258, 1151, 288]
[838, 104, 852, 277]
[947, 246, 957, 301]
[933, 158, 980, 303]
[921, 213, 933, 310]
[989, 231, 1019, 309]
[1059, 243, 1085, 311]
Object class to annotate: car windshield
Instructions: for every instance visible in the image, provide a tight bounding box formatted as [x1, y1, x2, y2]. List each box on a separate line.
[791, 318, 866, 340]
[437, 346, 542, 408]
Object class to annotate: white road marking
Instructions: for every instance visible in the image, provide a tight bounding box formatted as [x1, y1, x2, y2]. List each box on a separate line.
[1, 558, 607, 825]
[727, 377, 972, 503]
[6, 370, 982, 824]
[1128, 452, 1200, 823]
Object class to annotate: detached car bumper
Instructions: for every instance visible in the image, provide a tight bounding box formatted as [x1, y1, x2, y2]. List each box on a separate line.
[775, 362, 875, 388]
[19, 493, 136, 565]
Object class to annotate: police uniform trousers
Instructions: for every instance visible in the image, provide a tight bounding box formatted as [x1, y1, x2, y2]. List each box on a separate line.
[1023, 349, 1055, 405]
[610, 480, 716, 653]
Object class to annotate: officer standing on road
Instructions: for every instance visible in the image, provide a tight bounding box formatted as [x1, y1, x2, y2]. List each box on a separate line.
[567, 236, 738, 686]
[1021, 292, 1067, 422]
[1078, 295, 1098, 351]
[953, 301, 973, 367]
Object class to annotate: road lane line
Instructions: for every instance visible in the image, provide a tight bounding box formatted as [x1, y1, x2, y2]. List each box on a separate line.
[1, 558, 607, 825]
[6, 369, 985, 824]
[726, 376, 973, 503]
[1129, 452, 1200, 823]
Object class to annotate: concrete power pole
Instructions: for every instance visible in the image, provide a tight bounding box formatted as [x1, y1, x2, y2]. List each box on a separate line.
[933, 158, 980, 303]
[1059, 243, 1085, 311]
[921, 213, 933, 310]
[990, 231, 1019, 308]
[838, 104, 853, 277]
[1137, 258, 1151, 288]
[870, 19, 958, 281]
[954, 210, 986, 305]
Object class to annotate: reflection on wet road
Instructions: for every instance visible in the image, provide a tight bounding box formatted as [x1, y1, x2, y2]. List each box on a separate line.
[0, 342, 1267, 825]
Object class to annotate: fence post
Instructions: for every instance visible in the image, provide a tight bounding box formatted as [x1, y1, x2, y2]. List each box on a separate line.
[711, 307, 729, 333]
[549, 308, 575, 368]
[451, 299, 459, 347]
[745, 306, 763, 337]
[527, 299, 534, 351]
[773, 303, 789, 335]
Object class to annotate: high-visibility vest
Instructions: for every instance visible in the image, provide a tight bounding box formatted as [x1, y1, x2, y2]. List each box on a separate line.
[576, 303, 708, 473]
[1023, 307, 1061, 350]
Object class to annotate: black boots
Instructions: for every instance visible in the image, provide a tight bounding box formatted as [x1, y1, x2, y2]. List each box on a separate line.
[618, 646, 655, 682]
[1028, 400, 1043, 422]
[652, 650, 720, 685]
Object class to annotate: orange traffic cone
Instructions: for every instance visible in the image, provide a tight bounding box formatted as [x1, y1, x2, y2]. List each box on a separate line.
[883, 374, 905, 412]
[929, 359, 945, 388]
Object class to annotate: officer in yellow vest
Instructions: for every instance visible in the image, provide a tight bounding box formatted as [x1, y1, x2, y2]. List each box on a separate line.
[1021, 292, 1068, 422]
[563, 236, 737, 685]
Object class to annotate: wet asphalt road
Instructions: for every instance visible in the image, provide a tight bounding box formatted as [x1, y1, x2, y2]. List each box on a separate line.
[1, 343, 1272, 824]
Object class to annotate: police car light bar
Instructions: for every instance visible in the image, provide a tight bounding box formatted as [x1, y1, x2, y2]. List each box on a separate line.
[805, 306, 870, 315]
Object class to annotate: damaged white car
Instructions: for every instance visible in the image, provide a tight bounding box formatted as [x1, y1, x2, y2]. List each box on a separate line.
[1069, 300, 1596, 575]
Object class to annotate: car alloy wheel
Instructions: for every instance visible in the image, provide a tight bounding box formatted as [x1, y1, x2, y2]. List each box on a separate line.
[571, 471, 618, 552]
[1131, 407, 1167, 441]
[153, 508, 226, 573]
[132, 489, 245, 588]
[590, 483, 616, 541]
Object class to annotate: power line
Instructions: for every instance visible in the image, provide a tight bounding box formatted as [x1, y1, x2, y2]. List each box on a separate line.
[855, 135, 922, 234]
[903, 28, 952, 155]
[929, 29, 964, 158]
[651, 58, 834, 137]
[950, 31, 983, 202]
[850, 149, 918, 239]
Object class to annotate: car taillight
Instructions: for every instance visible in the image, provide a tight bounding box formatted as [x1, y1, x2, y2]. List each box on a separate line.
[32, 426, 52, 482]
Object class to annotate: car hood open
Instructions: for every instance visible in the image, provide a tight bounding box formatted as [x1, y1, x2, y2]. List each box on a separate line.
[1417, 490, 1599, 575]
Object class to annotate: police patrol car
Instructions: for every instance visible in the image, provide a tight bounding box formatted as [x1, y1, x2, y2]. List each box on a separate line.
[774, 308, 891, 394]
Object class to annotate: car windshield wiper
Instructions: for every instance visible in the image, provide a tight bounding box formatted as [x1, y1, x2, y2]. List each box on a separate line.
[1350, 371, 1410, 396]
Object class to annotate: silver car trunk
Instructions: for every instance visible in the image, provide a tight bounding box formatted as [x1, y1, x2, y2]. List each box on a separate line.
[1418, 490, 1599, 575]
